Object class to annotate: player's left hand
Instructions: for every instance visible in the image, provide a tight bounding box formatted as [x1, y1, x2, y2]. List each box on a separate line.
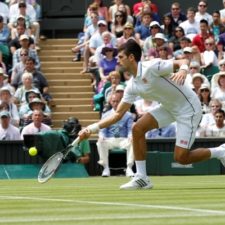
[170, 70, 187, 85]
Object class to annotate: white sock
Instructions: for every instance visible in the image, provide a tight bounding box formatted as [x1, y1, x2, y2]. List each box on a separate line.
[135, 160, 147, 177]
[209, 146, 225, 159]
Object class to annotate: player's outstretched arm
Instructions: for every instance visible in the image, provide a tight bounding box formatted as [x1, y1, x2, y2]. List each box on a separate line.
[78, 101, 131, 140]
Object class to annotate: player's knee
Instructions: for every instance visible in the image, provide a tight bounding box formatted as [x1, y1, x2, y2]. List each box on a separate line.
[132, 123, 145, 137]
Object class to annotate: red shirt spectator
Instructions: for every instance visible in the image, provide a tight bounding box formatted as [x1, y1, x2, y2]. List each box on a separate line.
[133, 0, 158, 17]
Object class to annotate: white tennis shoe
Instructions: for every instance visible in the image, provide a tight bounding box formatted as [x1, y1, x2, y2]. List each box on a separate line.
[120, 174, 153, 190]
[102, 167, 110, 177]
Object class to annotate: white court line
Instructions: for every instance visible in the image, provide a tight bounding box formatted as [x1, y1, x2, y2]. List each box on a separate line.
[0, 195, 225, 216]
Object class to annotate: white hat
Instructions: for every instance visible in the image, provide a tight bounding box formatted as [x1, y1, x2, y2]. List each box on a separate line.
[153, 33, 167, 42]
[149, 21, 160, 28]
[0, 110, 10, 118]
[213, 71, 225, 86]
[115, 84, 125, 92]
[0, 86, 12, 96]
[219, 59, 225, 66]
[183, 47, 193, 53]
[192, 73, 205, 83]
[97, 20, 107, 26]
[199, 83, 211, 91]
[19, 34, 29, 41]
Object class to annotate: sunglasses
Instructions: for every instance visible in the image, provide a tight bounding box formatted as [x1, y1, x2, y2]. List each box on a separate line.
[205, 43, 214, 46]
[200, 89, 210, 92]
[198, 4, 206, 7]
[115, 15, 122, 17]
[151, 26, 159, 29]
[98, 24, 106, 27]
[175, 30, 182, 32]
[20, 54, 28, 56]
[172, 8, 179, 10]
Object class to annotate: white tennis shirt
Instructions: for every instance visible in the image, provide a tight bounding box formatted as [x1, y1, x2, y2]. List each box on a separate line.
[122, 59, 202, 117]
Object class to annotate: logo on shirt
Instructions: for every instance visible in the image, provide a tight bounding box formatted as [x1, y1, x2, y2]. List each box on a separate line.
[180, 140, 188, 145]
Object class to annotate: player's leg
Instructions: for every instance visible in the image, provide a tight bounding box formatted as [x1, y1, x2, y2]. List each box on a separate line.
[120, 112, 158, 190]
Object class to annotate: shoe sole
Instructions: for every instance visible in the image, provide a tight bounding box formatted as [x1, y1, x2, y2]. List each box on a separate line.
[120, 184, 153, 190]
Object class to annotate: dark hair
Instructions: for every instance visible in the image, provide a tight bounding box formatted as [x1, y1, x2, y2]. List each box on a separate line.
[215, 109, 225, 117]
[25, 57, 35, 64]
[114, 10, 127, 26]
[118, 39, 142, 62]
[200, 19, 208, 25]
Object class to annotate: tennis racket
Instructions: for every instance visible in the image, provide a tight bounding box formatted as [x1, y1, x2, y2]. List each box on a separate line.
[38, 137, 80, 183]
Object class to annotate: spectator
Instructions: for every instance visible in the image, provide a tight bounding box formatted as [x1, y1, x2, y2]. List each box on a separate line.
[0, 15, 10, 65]
[9, 23, 34, 54]
[89, 0, 109, 22]
[199, 98, 223, 128]
[134, 11, 152, 46]
[108, 0, 131, 24]
[96, 92, 134, 177]
[199, 109, 225, 137]
[13, 34, 40, 70]
[12, 57, 52, 103]
[195, 0, 213, 25]
[191, 73, 206, 95]
[199, 84, 211, 114]
[117, 3, 133, 24]
[192, 19, 214, 53]
[211, 59, 225, 89]
[0, 86, 19, 127]
[111, 10, 127, 38]
[169, 26, 185, 51]
[11, 48, 28, 82]
[173, 37, 192, 59]
[211, 71, 225, 109]
[143, 21, 161, 59]
[179, 7, 200, 41]
[0, 110, 21, 140]
[0, 1, 9, 24]
[20, 109, 51, 139]
[13, 71, 40, 105]
[0, 67, 15, 94]
[98, 44, 118, 92]
[116, 22, 135, 48]
[20, 97, 51, 126]
[164, 2, 187, 30]
[210, 11, 225, 43]
[161, 14, 173, 40]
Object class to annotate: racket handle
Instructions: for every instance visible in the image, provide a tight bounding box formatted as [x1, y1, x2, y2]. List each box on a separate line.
[71, 136, 80, 147]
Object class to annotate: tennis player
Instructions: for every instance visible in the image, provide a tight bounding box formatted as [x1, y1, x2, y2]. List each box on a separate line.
[79, 39, 225, 190]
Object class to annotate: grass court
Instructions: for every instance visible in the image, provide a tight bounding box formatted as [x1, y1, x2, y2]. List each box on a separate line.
[0, 175, 225, 225]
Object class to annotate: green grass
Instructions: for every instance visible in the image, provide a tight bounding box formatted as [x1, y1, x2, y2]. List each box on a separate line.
[0, 175, 225, 225]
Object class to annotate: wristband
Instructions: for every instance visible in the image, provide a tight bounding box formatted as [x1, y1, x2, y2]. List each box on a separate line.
[87, 123, 100, 133]
[179, 64, 189, 72]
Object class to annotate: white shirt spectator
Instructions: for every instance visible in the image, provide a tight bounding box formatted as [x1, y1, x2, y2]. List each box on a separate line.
[195, 12, 213, 25]
[179, 19, 200, 41]
[0, 2, 9, 24]
[0, 123, 21, 140]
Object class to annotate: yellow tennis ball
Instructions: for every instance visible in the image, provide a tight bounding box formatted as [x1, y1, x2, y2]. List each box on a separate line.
[29, 147, 38, 156]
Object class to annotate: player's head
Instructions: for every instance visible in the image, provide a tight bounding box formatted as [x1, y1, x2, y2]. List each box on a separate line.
[118, 39, 142, 63]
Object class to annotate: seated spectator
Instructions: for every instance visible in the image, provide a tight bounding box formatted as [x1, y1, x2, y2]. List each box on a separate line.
[191, 73, 207, 95]
[13, 72, 40, 106]
[168, 26, 186, 51]
[134, 11, 152, 46]
[96, 92, 134, 177]
[20, 97, 51, 126]
[0, 67, 15, 94]
[9, 0, 40, 48]
[211, 59, 225, 89]
[11, 48, 28, 82]
[0, 110, 21, 140]
[147, 33, 173, 60]
[161, 14, 173, 40]
[98, 44, 118, 92]
[0, 15, 10, 65]
[146, 123, 176, 138]
[199, 99, 223, 128]
[108, 0, 131, 24]
[211, 71, 225, 109]
[20, 109, 51, 139]
[199, 84, 211, 114]
[0, 86, 19, 127]
[111, 10, 127, 38]
[12, 57, 52, 103]
[116, 22, 135, 48]
[198, 109, 225, 137]
[117, 3, 133, 24]
[143, 21, 162, 59]
[9, 24, 34, 55]
[13, 34, 40, 70]
[179, 7, 200, 41]
[200, 37, 219, 81]
[195, 0, 213, 25]
[173, 37, 192, 59]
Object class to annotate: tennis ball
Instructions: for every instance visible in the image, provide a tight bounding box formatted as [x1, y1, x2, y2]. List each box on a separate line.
[29, 147, 38, 156]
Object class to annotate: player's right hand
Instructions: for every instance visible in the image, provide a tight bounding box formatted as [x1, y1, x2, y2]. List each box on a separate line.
[78, 128, 91, 140]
